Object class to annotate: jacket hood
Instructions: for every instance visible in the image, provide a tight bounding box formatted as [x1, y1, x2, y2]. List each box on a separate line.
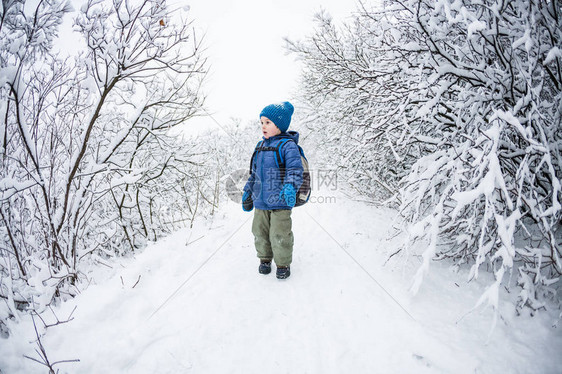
[264, 130, 299, 144]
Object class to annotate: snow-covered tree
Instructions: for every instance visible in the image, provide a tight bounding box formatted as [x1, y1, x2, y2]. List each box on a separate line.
[397, 0, 561, 316]
[0, 0, 207, 325]
[287, 7, 438, 202]
[291, 0, 562, 313]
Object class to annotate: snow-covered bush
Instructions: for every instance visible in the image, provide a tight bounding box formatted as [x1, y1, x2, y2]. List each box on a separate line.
[397, 0, 561, 314]
[287, 9, 436, 202]
[0, 0, 207, 327]
[291, 0, 561, 313]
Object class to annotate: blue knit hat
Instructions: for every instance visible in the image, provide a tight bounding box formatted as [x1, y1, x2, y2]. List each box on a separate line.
[259, 101, 294, 133]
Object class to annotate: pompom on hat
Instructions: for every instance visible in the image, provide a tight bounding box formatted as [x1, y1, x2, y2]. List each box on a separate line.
[259, 101, 294, 133]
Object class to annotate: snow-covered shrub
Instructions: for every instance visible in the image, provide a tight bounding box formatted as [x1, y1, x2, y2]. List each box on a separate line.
[287, 8, 439, 202]
[0, 0, 207, 326]
[292, 0, 561, 312]
[398, 0, 562, 314]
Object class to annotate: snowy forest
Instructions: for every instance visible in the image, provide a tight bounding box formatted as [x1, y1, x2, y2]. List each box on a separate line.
[0, 0, 561, 372]
[289, 0, 561, 314]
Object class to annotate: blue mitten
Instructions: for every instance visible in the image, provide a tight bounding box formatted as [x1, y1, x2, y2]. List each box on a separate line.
[279, 184, 296, 207]
[242, 191, 253, 212]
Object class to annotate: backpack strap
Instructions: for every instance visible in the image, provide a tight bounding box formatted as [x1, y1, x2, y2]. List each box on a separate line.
[249, 141, 283, 174]
[249, 141, 263, 175]
[276, 139, 294, 180]
[249, 138, 294, 180]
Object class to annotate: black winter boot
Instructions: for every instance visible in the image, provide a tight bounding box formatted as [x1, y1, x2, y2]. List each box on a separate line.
[276, 266, 291, 279]
[259, 261, 272, 274]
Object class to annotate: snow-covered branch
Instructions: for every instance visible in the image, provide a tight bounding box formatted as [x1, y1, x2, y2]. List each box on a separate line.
[0, 0, 208, 329]
[291, 0, 561, 314]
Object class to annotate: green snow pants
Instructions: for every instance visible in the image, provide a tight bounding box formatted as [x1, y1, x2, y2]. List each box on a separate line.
[252, 209, 294, 267]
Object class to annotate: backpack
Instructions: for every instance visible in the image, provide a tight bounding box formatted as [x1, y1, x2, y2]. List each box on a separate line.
[249, 139, 311, 207]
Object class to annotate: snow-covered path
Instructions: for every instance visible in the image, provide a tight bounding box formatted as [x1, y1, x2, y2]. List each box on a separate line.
[3, 195, 562, 373]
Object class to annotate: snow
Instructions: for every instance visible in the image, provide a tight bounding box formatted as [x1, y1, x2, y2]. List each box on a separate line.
[0, 178, 37, 200]
[23, 0, 41, 18]
[467, 20, 486, 38]
[2, 1, 561, 371]
[0, 66, 18, 85]
[403, 41, 421, 51]
[2, 194, 561, 373]
[512, 29, 532, 52]
[545, 47, 561, 65]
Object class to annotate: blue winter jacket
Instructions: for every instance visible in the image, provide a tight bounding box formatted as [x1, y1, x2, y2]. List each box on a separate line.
[244, 131, 304, 210]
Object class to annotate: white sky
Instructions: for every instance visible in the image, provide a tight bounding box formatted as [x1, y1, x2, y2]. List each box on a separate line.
[176, 0, 358, 132]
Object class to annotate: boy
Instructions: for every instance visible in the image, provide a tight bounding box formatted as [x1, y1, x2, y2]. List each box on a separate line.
[242, 101, 303, 279]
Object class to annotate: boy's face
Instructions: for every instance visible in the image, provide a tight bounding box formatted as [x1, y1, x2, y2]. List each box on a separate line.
[260, 116, 281, 139]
